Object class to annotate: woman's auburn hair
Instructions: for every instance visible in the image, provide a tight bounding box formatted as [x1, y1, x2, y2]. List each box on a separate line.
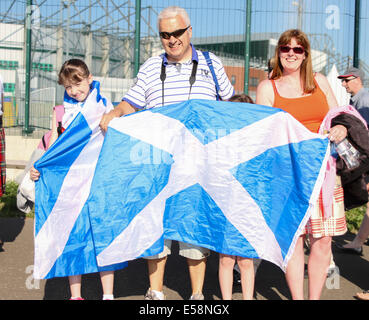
[271, 29, 316, 94]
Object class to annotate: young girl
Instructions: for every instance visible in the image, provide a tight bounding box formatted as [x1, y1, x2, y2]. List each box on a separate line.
[218, 93, 256, 300]
[30, 59, 120, 300]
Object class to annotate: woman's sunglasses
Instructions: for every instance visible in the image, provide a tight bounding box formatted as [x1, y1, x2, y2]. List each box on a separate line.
[159, 26, 190, 40]
[279, 45, 305, 55]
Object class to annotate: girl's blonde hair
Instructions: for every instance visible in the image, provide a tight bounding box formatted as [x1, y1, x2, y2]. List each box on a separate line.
[58, 59, 90, 85]
[271, 29, 315, 94]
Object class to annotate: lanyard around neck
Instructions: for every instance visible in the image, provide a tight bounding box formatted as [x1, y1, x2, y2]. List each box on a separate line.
[160, 59, 198, 107]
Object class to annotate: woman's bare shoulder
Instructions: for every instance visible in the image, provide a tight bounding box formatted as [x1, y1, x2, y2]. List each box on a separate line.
[257, 78, 274, 90]
[256, 79, 274, 106]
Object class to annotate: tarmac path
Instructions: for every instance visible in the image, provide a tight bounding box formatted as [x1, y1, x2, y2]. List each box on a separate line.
[1, 217, 369, 301]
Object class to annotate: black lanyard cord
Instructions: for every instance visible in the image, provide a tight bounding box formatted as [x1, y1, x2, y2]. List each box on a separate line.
[188, 60, 198, 100]
[160, 62, 166, 108]
[160, 60, 198, 107]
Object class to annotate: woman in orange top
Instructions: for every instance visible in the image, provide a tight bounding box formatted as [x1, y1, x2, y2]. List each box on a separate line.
[256, 29, 348, 300]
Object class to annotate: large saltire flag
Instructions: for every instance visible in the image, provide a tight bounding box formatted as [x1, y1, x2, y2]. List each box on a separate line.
[87, 99, 330, 272]
[33, 81, 127, 279]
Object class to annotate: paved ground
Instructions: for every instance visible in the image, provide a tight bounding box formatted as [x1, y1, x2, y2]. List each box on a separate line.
[1, 217, 369, 301]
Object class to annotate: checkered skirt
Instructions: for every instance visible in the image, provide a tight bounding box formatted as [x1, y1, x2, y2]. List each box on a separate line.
[304, 176, 347, 238]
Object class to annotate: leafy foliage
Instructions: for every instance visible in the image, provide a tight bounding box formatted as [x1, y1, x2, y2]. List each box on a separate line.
[0, 181, 20, 217]
[345, 205, 366, 234]
[0, 181, 34, 217]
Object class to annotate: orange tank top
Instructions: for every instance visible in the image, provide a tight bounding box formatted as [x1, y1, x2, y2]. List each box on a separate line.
[271, 79, 329, 133]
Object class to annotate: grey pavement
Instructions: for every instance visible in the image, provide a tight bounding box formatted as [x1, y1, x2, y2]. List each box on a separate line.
[1, 217, 369, 300]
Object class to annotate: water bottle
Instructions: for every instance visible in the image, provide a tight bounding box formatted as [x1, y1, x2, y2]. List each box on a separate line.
[329, 141, 338, 159]
[334, 138, 361, 170]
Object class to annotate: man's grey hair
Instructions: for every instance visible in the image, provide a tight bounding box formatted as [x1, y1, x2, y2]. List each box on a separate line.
[157, 6, 191, 30]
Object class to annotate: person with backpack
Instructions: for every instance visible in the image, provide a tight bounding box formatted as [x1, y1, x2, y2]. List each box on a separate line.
[99, 6, 234, 300]
[30, 59, 125, 300]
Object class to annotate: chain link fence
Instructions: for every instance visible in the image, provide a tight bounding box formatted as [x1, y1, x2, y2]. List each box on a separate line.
[0, 0, 367, 137]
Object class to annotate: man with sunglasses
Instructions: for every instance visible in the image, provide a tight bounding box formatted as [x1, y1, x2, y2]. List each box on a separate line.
[99, 7, 233, 123]
[336, 67, 369, 301]
[338, 67, 369, 126]
[100, 6, 234, 301]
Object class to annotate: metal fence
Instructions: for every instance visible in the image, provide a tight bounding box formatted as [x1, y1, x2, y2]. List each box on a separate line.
[0, 0, 367, 137]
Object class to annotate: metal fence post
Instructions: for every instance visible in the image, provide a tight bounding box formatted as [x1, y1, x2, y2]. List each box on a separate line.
[134, 0, 141, 77]
[24, 0, 33, 134]
[244, 0, 252, 94]
[354, 0, 360, 68]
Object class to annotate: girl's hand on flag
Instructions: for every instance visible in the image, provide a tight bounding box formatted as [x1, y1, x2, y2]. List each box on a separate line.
[30, 167, 40, 181]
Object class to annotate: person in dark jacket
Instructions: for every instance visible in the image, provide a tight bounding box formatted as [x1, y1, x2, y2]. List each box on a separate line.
[332, 112, 369, 300]
[333, 106, 369, 259]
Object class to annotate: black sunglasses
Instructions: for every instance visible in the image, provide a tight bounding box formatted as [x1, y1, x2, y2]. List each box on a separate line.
[159, 26, 190, 40]
[279, 45, 305, 55]
[341, 77, 357, 83]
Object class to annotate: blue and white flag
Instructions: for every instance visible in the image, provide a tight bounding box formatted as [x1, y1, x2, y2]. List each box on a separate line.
[86, 99, 329, 272]
[33, 81, 127, 279]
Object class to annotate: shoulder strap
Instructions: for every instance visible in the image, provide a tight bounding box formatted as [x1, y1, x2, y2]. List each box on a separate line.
[37, 105, 66, 151]
[270, 80, 279, 96]
[53, 105, 65, 122]
[202, 51, 221, 101]
[41, 135, 47, 150]
[53, 105, 65, 137]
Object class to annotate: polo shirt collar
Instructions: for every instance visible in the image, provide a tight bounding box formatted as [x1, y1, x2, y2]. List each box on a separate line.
[351, 87, 366, 103]
[162, 43, 198, 66]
